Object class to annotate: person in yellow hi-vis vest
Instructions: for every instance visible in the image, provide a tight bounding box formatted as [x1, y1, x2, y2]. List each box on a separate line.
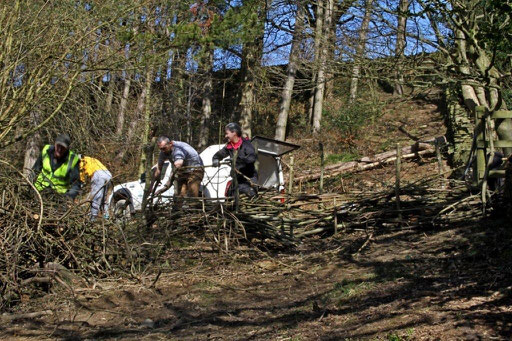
[79, 156, 112, 221]
[33, 134, 81, 200]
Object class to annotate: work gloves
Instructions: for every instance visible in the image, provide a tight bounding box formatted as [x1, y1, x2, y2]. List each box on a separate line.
[212, 159, 220, 167]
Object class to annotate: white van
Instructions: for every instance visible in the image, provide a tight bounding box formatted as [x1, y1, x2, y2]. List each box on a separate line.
[108, 136, 299, 218]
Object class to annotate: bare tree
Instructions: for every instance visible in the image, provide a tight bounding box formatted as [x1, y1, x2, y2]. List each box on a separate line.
[312, 0, 334, 133]
[139, 66, 155, 175]
[275, 0, 305, 141]
[349, 0, 374, 103]
[393, 0, 409, 96]
[307, 0, 324, 125]
[198, 48, 214, 150]
[239, 0, 266, 138]
[22, 111, 41, 176]
[116, 72, 132, 136]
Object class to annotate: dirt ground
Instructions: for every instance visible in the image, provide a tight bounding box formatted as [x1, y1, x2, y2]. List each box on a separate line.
[2, 212, 511, 340]
[2, 94, 511, 340]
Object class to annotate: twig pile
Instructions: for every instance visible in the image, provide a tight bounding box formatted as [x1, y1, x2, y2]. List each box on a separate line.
[0, 163, 159, 310]
[0, 160, 484, 311]
[150, 174, 483, 248]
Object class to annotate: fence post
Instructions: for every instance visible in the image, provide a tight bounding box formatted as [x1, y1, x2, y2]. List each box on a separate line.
[435, 140, 445, 188]
[333, 197, 338, 235]
[319, 142, 324, 194]
[288, 156, 294, 195]
[395, 143, 402, 224]
[232, 149, 239, 212]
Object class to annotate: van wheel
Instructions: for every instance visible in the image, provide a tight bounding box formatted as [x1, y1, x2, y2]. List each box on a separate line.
[113, 199, 132, 221]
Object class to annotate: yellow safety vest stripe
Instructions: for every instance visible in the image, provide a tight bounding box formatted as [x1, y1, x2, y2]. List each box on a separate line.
[35, 145, 79, 194]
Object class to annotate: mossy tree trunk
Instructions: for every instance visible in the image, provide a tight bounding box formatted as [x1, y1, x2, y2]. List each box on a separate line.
[421, 1, 512, 175]
[444, 86, 474, 170]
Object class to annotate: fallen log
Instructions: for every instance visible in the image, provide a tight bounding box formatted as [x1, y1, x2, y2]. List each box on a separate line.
[0, 310, 53, 322]
[295, 145, 435, 182]
[359, 142, 433, 163]
[297, 140, 435, 175]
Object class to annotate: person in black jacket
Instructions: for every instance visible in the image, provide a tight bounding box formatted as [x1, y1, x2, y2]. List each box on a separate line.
[212, 123, 258, 197]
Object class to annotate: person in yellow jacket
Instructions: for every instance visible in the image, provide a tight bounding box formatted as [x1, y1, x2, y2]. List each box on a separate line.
[79, 156, 112, 220]
[33, 134, 81, 199]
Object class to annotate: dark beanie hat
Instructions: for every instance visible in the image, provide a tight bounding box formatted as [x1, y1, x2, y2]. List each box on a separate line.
[55, 134, 71, 149]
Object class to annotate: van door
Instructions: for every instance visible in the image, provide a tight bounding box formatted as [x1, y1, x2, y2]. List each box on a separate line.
[251, 136, 300, 189]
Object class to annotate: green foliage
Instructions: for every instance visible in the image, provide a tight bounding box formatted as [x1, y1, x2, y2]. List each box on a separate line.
[502, 87, 512, 109]
[117, 28, 134, 43]
[477, 1, 512, 54]
[323, 101, 383, 136]
[379, 139, 395, 152]
[325, 278, 376, 305]
[385, 329, 414, 341]
[386, 333, 403, 341]
[325, 152, 359, 164]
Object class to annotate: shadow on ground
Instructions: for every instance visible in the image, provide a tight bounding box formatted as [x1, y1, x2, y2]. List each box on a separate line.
[1, 203, 511, 340]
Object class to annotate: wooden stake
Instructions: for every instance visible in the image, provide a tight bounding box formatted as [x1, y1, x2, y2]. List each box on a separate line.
[395, 143, 402, 224]
[333, 197, 338, 235]
[233, 149, 239, 212]
[218, 120, 222, 145]
[253, 139, 259, 175]
[288, 156, 294, 195]
[435, 141, 444, 188]
[319, 142, 324, 194]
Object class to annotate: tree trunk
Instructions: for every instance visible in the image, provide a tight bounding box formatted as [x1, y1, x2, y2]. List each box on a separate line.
[450, 27, 512, 162]
[312, 0, 333, 133]
[23, 111, 41, 177]
[171, 49, 188, 139]
[198, 48, 213, 150]
[443, 85, 474, 169]
[116, 71, 150, 162]
[186, 82, 193, 144]
[239, 65, 255, 138]
[454, 29, 480, 110]
[116, 72, 131, 136]
[325, 0, 350, 98]
[105, 75, 115, 116]
[275, 1, 304, 141]
[393, 0, 408, 96]
[307, 0, 324, 125]
[238, 0, 265, 139]
[349, 0, 374, 103]
[139, 67, 154, 175]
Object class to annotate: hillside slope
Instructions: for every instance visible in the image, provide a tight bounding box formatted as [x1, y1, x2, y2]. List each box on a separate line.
[3, 91, 511, 340]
